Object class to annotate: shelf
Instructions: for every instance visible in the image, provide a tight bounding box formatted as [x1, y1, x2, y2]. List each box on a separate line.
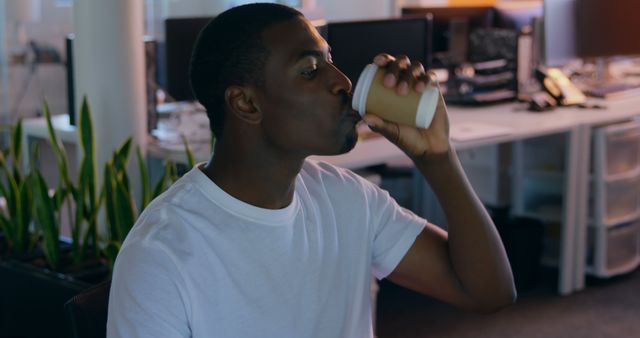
[517, 210, 563, 224]
[586, 256, 640, 278]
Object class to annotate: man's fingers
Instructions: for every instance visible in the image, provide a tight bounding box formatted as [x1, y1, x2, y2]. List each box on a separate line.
[373, 53, 395, 67]
[373, 54, 429, 95]
[384, 55, 411, 91]
[362, 114, 400, 143]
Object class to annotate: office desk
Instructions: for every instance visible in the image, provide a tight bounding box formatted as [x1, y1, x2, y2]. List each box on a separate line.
[21, 97, 640, 295]
[314, 97, 640, 295]
[313, 103, 588, 295]
[21, 114, 79, 170]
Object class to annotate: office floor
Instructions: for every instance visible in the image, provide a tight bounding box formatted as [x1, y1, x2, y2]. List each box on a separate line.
[375, 267, 640, 338]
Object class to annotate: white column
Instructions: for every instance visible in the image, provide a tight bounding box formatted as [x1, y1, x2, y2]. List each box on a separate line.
[73, 0, 147, 170]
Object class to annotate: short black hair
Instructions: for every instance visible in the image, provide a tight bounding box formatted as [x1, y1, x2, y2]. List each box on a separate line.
[189, 3, 302, 139]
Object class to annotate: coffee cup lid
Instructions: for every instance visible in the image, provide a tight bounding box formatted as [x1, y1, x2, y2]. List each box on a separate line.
[415, 84, 439, 129]
[352, 64, 378, 116]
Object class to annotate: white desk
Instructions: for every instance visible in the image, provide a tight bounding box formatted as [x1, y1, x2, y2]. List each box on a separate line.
[314, 97, 640, 295]
[21, 97, 640, 295]
[21, 114, 79, 170]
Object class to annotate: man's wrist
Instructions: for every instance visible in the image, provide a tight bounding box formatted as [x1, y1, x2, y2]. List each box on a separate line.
[410, 145, 456, 168]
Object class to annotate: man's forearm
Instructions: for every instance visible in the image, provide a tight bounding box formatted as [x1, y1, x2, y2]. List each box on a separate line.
[412, 149, 516, 310]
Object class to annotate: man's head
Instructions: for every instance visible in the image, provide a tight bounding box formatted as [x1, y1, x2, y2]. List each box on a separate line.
[190, 3, 359, 157]
[190, 3, 301, 139]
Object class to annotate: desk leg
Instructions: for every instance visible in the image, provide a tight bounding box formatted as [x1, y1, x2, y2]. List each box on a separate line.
[572, 125, 591, 292]
[559, 127, 582, 295]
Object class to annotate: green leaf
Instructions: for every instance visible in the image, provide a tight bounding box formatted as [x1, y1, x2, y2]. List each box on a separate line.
[78, 96, 98, 228]
[73, 161, 86, 253]
[181, 135, 195, 168]
[114, 137, 133, 173]
[0, 153, 9, 199]
[5, 162, 22, 253]
[78, 96, 96, 168]
[10, 120, 23, 176]
[32, 172, 60, 270]
[151, 171, 167, 199]
[103, 162, 118, 241]
[43, 99, 72, 189]
[114, 173, 137, 242]
[168, 161, 178, 183]
[136, 146, 150, 210]
[0, 215, 15, 248]
[103, 241, 121, 270]
[17, 176, 33, 254]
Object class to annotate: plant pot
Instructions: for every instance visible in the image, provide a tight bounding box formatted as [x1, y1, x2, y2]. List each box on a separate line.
[0, 255, 109, 337]
[0, 232, 7, 257]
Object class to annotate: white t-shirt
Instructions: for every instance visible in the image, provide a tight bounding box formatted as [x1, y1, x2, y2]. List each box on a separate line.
[107, 160, 425, 338]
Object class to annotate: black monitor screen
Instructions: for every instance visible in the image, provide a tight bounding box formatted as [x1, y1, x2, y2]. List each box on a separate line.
[576, 0, 640, 58]
[66, 35, 157, 129]
[326, 17, 432, 85]
[165, 17, 213, 101]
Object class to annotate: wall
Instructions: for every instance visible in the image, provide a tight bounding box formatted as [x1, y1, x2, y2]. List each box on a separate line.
[314, 0, 393, 21]
[2, 0, 72, 121]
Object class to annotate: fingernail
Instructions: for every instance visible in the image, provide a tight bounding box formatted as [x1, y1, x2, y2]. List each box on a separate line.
[383, 73, 396, 87]
[415, 81, 426, 93]
[398, 81, 409, 95]
[362, 116, 376, 128]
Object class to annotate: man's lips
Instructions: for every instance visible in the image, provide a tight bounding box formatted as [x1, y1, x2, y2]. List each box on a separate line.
[343, 95, 361, 121]
[343, 107, 362, 122]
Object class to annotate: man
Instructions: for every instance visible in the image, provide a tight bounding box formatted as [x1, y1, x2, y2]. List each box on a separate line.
[107, 3, 515, 338]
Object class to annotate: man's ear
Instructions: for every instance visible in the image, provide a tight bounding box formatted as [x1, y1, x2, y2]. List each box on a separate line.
[225, 86, 262, 124]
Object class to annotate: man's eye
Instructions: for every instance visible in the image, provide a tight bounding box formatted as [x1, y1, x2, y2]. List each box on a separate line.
[301, 67, 318, 79]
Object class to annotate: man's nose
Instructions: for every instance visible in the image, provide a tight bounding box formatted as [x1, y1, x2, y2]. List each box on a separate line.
[330, 64, 352, 96]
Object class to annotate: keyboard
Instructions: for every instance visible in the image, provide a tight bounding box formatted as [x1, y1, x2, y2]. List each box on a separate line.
[586, 82, 640, 100]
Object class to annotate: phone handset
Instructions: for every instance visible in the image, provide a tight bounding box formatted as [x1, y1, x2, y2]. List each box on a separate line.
[535, 67, 586, 106]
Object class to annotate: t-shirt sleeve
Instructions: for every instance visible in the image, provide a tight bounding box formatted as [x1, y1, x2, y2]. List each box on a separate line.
[107, 240, 191, 338]
[368, 185, 426, 280]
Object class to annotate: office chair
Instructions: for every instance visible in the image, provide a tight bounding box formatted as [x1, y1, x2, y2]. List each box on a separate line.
[64, 279, 112, 338]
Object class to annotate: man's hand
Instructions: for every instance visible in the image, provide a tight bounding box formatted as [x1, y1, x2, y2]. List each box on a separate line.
[361, 53, 451, 160]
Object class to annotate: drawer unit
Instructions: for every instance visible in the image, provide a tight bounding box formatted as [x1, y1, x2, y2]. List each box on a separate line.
[593, 121, 640, 178]
[593, 171, 640, 226]
[587, 221, 640, 278]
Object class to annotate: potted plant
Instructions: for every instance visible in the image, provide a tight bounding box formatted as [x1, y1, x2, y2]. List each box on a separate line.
[0, 97, 194, 337]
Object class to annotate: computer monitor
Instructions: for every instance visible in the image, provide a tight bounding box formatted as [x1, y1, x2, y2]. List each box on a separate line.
[401, 6, 494, 62]
[326, 17, 433, 85]
[66, 35, 157, 129]
[576, 0, 640, 58]
[65, 34, 75, 125]
[165, 17, 213, 102]
[66, 35, 158, 130]
[164, 17, 328, 102]
[542, 0, 578, 67]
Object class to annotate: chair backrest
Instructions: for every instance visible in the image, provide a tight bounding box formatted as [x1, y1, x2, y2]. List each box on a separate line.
[64, 280, 112, 338]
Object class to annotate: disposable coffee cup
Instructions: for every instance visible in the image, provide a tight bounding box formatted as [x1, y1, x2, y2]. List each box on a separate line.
[352, 64, 439, 129]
